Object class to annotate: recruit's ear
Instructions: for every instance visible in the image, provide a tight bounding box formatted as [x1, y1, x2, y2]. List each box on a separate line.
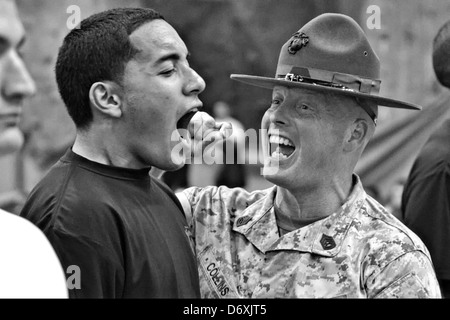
[89, 82, 123, 118]
[343, 118, 369, 152]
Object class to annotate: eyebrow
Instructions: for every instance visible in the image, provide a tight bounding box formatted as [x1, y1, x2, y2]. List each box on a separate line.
[153, 51, 190, 66]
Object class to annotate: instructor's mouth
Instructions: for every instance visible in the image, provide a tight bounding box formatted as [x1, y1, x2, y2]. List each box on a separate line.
[268, 134, 296, 160]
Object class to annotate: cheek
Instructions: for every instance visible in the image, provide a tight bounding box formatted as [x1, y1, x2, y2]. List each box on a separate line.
[125, 91, 174, 126]
[261, 111, 271, 130]
[300, 127, 340, 162]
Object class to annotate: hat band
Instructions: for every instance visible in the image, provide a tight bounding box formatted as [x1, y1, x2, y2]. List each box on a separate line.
[277, 69, 379, 124]
[276, 66, 381, 95]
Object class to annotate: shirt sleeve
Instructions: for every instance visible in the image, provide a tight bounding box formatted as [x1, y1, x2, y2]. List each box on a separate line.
[176, 187, 204, 227]
[369, 250, 442, 298]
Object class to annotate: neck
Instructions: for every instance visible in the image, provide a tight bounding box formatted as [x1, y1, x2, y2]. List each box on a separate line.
[72, 129, 143, 169]
[275, 175, 353, 220]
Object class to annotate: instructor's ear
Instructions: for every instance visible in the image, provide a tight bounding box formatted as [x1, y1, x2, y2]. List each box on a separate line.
[89, 82, 123, 118]
[343, 119, 368, 152]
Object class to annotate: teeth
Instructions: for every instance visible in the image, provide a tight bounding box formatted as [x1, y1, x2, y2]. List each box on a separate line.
[269, 135, 294, 147]
[271, 147, 288, 159]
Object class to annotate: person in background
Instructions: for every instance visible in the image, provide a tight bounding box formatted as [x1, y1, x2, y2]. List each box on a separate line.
[176, 13, 441, 298]
[402, 18, 450, 298]
[0, 0, 67, 298]
[212, 100, 247, 188]
[20, 7, 227, 298]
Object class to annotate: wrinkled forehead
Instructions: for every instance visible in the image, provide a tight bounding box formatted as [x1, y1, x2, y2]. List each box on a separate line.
[128, 19, 188, 60]
[272, 85, 358, 118]
[272, 86, 330, 104]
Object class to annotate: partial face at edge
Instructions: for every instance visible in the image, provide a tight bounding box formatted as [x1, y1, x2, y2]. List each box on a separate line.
[0, 0, 36, 154]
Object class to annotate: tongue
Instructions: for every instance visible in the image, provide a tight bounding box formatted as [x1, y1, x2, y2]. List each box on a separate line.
[270, 143, 295, 157]
[279, 145, 295, 157]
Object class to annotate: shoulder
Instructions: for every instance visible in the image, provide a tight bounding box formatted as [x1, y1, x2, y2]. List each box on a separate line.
[0, 210, 68, 298]
[352, 198, 440, 297]
[357, 196, 432, 264]
[179, 185, 270, 211]
[21, 164, 125, 237]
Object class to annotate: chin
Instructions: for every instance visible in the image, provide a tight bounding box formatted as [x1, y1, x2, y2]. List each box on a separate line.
[154, 154, 185, 172]
[0, 128, 24, 155]
[164, 160, 185, 172]
[264, 171, 284, 186]
[262, 162, 296, 189]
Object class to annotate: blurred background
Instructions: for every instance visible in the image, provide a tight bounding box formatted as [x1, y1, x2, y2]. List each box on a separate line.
[2, 0, 450, 218]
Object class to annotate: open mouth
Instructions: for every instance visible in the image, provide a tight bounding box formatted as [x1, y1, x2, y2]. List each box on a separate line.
[269, 135, 295, 159]
[176, 110, 199, 140]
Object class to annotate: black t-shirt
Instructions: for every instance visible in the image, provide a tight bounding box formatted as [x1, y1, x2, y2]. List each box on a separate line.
[20, 149, 200, 298]
[402, 118, 450, 281]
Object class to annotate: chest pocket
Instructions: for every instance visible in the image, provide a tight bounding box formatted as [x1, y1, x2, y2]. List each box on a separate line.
[198, 245, 240, 298]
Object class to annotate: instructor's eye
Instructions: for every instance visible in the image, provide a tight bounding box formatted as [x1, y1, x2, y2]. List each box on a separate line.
[297, 103, 310, 110]
[270, 98, 283, 107]
[295, 103, 313, 114]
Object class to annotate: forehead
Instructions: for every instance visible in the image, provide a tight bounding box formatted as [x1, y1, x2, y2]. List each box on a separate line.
[0, 0, 23, 33]
[273, 86, 354, 118]
[273, 86, 328, 103]
[129, 19, 187, 60]
[0, 0, 25, 43]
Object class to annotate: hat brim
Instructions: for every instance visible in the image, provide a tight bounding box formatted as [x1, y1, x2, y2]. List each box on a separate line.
[230, 74, 421, 110]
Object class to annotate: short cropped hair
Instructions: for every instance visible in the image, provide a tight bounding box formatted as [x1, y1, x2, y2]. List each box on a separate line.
[433, 19, 450, 88]
[55, 8, 164, 129]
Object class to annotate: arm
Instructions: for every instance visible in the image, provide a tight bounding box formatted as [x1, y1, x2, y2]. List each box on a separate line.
[369, 251, 442, 298]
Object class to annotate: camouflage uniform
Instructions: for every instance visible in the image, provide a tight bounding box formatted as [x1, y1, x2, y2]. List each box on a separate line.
[177, 175, 442, 298]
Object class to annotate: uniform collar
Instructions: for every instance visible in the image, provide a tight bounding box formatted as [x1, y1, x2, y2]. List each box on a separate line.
[233, 175, 366, 256]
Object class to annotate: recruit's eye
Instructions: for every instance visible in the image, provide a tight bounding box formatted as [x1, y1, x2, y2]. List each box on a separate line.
[160, 68, 176, 76]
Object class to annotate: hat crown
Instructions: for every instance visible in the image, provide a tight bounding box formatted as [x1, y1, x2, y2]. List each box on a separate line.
[229, 13, 422, 112]
[276, 13, 380, 80]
